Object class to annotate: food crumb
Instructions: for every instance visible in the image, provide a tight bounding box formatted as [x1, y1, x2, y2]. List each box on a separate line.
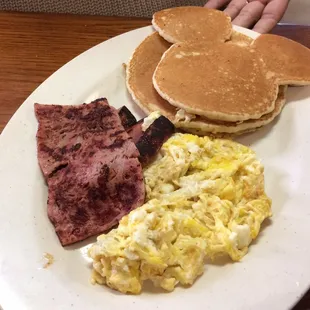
[43, 252, 54, 268]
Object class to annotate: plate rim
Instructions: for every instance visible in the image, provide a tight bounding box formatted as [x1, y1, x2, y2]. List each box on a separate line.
[1, 24, 309, 310]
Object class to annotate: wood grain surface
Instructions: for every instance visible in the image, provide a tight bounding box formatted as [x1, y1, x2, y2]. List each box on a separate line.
[0, 11, 309, 310]
[0, 12, 149, 132]
[272, 24, 310, 49]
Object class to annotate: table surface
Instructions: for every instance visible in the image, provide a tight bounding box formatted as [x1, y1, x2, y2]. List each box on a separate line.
[0, 11, 309, 310]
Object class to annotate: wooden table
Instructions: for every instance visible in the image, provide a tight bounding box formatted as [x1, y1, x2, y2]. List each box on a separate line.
[0, 11, 309, 310]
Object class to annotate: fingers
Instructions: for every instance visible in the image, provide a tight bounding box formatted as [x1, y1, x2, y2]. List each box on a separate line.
[224, 0, 248, 20]
[252, 13, 278, 33]
[204, 0, 231, 9]
[232, 1, 265, 28]
[205, 0, 290, 34]
[252, 0, 290, 33]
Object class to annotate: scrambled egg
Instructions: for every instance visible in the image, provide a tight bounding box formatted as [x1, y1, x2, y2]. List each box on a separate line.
[88, 133, 272, 294]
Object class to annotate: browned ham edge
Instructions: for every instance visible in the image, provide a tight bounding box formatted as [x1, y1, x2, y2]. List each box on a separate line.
[126, 120, 144, 144]
[124, 116, 175, 165]
[136, 116, 175, 166]
[118, 106, 137, 129]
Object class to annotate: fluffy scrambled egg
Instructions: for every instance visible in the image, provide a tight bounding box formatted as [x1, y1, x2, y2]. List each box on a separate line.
[88, 133, 272, 294]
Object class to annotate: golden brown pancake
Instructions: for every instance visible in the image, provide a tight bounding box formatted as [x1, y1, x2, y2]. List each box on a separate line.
[229, 30, 253, 47]
[152, 6, 232, 44]
[153, 41, 279, 122]
[252, 34, 310, 85]
[126, 32, 177, 119]
[177, 85, 287, 134]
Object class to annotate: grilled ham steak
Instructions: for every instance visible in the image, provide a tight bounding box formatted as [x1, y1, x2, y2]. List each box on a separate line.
[35, 99, 145, 246]
[117, 106, 175, 162]
[118, 106, 137, 129]
[126, 120, 144, 144]
[136, 116, 175, 166]
[124, 116, 175, 166]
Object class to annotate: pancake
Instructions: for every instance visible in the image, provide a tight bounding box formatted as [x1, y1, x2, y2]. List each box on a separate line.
[229, 30, 253, 46]
[252, 34, 310, 85]
[152, 6, 232, 44]
[177, 85, 287, 134]
[153, 41, 279, 122]
[183, 126, 261, 139]
[126, 32, 177, 120]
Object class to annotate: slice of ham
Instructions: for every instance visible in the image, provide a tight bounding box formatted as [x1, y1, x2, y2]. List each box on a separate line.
[126, 120, 143, 144]
[125, 115, 175, 166]
[35, 98, 145, 246]
[136, 116, 175, 165]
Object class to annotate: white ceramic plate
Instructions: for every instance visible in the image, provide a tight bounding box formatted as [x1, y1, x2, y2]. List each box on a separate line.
[0, 25, 309, 310]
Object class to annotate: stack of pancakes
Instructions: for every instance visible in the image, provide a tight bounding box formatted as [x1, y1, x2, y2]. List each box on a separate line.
[126, 6, 310, 137]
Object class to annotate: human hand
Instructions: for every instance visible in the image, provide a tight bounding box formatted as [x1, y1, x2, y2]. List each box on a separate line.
[204, 0, 290, 33]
